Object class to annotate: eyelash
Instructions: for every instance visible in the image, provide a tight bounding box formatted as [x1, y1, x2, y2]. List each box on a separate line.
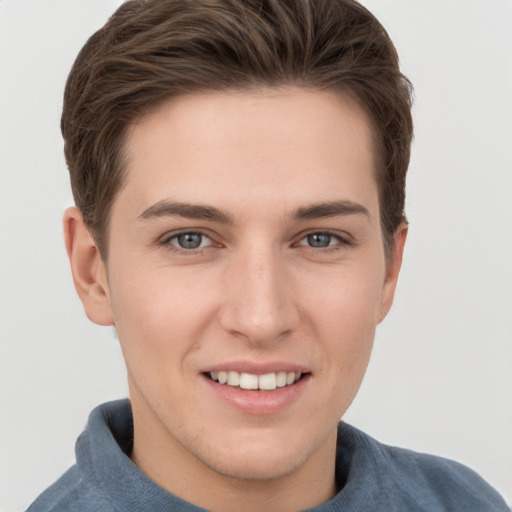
[300, 231, 354, 252]
[159, 230, 353, 255]
[160, 231, 214, 255]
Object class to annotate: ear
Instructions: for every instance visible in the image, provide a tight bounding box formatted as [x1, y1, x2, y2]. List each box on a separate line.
[63, 207, 114, 326]
[377, 223, 408, 324]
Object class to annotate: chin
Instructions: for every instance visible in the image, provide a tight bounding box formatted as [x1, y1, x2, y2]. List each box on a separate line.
[198, 444, 310, 482]
[183, 424, 332, 483]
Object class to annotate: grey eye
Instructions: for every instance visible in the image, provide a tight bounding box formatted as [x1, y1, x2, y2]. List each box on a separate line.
[306, 233, 334, 247]
[176, 232, 205, 249]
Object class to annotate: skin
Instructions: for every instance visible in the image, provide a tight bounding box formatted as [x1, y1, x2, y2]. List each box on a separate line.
[64, 87, 407, 512]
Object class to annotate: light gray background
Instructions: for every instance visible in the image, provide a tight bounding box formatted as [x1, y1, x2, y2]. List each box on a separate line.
[1, 1, 511, 510]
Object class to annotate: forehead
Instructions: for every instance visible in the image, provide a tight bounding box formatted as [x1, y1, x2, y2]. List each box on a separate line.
[120, 87, 378, 219]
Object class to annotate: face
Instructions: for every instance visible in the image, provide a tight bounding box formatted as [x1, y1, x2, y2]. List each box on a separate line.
[73, 88, 405, 495]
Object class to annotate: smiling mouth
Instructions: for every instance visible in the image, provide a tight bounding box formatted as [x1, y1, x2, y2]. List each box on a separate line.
[207, 371, 304, 391]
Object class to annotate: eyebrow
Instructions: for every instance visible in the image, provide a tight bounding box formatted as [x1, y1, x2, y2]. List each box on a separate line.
[138, 201, 234, 224]
[291, 200, 370, 221]
[138, 199, 370, 224]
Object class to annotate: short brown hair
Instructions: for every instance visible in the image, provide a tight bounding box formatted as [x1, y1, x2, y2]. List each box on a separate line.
[62, 0, 413, 258]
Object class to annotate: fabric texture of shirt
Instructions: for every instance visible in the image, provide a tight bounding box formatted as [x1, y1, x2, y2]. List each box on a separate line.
[27, 399, 509, 512]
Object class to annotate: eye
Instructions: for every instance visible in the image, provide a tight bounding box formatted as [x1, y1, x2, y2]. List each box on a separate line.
[297, 232, 345, 248]
[166, 232, 212, 250]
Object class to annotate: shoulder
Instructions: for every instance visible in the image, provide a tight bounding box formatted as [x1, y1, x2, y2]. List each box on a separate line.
[335, 423, 509, 512]
[25, 401, 132, 512]
[25, 464, 114, 512]
[383, 443, 507, 511]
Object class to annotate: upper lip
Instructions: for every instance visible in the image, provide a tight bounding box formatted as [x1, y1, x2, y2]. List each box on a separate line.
[201, 361, 311, 375]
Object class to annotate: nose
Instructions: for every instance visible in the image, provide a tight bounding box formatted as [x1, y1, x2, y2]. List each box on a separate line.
[219, 244, 300, 346]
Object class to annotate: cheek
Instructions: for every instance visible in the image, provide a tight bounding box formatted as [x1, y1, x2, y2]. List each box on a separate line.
[303, 258, 384, 330]
[302, 262, 383, 376]
[107, 263, 218, 377]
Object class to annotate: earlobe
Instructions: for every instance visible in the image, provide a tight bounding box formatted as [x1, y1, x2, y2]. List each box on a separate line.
[63, 207, 114, 326]
[377, 223, 408, 324]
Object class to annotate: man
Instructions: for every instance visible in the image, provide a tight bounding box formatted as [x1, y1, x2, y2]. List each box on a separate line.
[26, 0, 508, 510]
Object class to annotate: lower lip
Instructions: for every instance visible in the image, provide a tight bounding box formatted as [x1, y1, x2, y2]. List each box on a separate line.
[202, 374, 310, 415]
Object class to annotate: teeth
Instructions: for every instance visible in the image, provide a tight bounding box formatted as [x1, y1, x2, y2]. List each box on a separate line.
[239, 373, 259, 390]
[209, 370, 302, 390]
[227, 371, 240, 386]
[276, 371, 287, 388]
[259, 373, 277, 390]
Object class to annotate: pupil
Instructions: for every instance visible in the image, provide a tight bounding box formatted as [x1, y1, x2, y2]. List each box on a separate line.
[178, 233, 202, 249]
[308, 233, 331, 247]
